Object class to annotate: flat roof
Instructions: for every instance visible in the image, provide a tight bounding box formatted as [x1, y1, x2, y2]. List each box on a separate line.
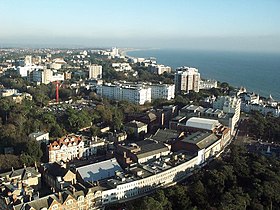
[137, 143, 170, 159]
[182, 131, 219, 149]
[152, 129, 182, 142]
[76, 158, 123, 182]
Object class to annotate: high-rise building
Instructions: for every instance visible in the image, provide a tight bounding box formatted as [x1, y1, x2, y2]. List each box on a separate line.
[89, 64, 102, 79]
[111, 47, 119, 57]
[174, 67, 200, 93]
[30, 68, 53, 84]
[24, 55, 32, 66]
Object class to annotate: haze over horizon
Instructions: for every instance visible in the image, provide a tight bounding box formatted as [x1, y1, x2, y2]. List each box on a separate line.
[1, 0, 280, 52]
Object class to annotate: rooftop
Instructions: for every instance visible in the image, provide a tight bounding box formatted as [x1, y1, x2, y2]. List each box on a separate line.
[186, 117, 220, 131]
[137, 142, 170, 159]
[76, 158, 123, 182]
[182, 132, 219, 150]
[0, 166, 40, 181]
[152, 129, 183, 143]
[125, 120, 147, 128]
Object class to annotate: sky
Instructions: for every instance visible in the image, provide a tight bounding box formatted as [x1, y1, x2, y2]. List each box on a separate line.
[0, 0, 280, 52]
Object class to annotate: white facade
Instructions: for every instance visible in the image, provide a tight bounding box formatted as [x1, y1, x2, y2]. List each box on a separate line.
[30, 69, 63, 84]
[83, 140, 106, 157]
[50, 58, 66, 70]
[51, 72, 64, 82]
[97, 83, 151, 105]
[0, 88, 18, 97]
[49, 141, 84, 163]
[29, 131, 49, 144]
[101, 156, 199, 204]
[97, 82, 174, 105]
[149, 64, 172, 75]
[242, 103, 280, 117]
[175, 67, 200, 93]
[17, 65, 44, 77]
[44, 69, 53, 84]
[112, 63, 132, 71]
[199, 79, 218, 89]
[150, 84, 175, 100]
[213, 96, 241, 132]
[122, 86, 151, 105]
[25, 55, 32, 66]
[111, 47, 119, 57]
[89, 65, 102, 79]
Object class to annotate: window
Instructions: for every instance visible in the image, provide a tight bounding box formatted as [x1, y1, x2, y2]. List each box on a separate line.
[52, 204, 58, 210]
[78, 196, 84, 202]
[66, 199, 73, 205]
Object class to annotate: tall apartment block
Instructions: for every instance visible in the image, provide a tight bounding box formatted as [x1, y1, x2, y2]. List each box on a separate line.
[89, 64, 102, 79]
[174, 67, 200, 93]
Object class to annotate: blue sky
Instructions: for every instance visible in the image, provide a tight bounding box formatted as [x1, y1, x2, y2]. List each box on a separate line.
[0, 0, 280, 51]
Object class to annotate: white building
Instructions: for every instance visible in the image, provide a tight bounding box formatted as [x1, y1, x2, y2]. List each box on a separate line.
[213, 96, 241, 133]
[17, 65, 44, 77]
[175, 67, 200, 93]
[76, 158, 123, 183]
[242, 103, 280, 117]
[48, 135, 107, 163]
[148, 64, 172, 75]
[48, 135, 85, 163]
[122, 86, 151, 105]
[30, 69, 63, 84]
[112, 63, 132, 72]
[111, 47, 119, 57]
[89, 64, 102, 79]
[199, 79, 218, 89]
[186, 117, 222, 131]
[149, 84, 175, 100]
[0, 88, 18, 97]
[29, 131, 49, 144]
[50, 58, 67, 70]
[97, 83, 151, 105]
[52, 72, 65, 82]
[31, 69, 52, 84]
[24, 55, 32, 66]
[101, 154, 199, 205]
[96, 82, 174, 105]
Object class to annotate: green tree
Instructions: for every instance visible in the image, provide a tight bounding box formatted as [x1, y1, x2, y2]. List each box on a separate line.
[24, 140, 43, 162]
[137, 197, 163, 210]
[0, 154, 22, 172]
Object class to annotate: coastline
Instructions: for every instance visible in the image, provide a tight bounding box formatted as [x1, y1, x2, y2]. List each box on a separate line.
[123, 48, 280, 101]
[120, 47, 160, 57]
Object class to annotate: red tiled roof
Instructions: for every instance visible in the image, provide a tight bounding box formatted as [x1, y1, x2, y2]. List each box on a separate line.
[49, 135, 82, 151]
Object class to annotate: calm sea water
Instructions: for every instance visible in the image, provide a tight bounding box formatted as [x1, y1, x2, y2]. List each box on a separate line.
[127, 49, 280, 100]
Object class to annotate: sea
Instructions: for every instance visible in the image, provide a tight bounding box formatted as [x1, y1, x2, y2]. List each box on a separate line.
[127, 49, 280, 100]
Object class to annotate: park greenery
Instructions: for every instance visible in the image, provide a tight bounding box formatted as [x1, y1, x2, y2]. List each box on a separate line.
[247, 111, 280, 142]
[116, 145, 280, 210]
